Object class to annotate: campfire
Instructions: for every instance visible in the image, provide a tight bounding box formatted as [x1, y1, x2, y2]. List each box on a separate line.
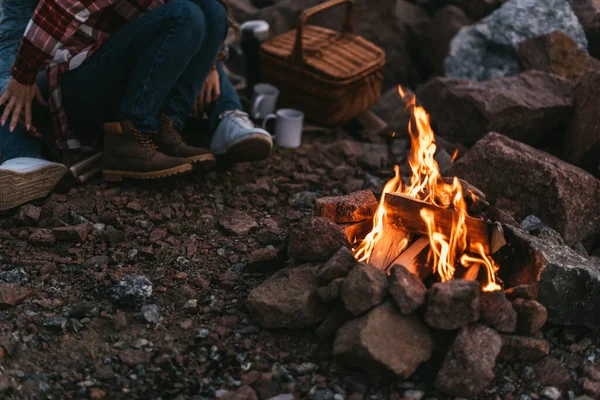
[353, 87, 503, 292]
[249, 86, 552, 398]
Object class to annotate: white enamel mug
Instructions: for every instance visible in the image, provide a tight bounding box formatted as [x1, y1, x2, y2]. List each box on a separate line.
[251, 83, 279, 120]
[262, 109, 304, 149]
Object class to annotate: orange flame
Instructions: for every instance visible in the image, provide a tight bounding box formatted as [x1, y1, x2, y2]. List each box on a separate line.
[353, 86, 500, 291]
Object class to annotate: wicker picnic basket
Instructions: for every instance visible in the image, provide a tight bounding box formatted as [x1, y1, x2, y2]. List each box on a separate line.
[259, 0, 386, 126]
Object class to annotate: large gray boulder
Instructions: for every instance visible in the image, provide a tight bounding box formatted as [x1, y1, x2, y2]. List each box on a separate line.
[445, 0, 587, 81]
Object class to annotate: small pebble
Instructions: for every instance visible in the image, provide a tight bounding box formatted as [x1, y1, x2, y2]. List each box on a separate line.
[541, 387, 561, 400]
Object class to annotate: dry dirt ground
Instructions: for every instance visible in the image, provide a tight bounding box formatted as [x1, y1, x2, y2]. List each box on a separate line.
[0, 129, 598, 400]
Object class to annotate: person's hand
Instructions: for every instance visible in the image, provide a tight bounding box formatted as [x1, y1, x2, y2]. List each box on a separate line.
[0, 78, 48, 132]
[193, 67, 221, 117]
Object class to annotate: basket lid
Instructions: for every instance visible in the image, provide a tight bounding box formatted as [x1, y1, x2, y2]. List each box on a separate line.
[261, 26, 386, 81]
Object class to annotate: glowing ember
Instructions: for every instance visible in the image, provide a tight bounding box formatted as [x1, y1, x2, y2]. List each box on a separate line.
[353, 86, 501, 292]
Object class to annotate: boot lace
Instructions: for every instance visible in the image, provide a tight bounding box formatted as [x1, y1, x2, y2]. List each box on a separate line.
[132, 130, 159, 152]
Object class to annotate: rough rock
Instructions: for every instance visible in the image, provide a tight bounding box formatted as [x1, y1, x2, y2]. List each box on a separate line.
[417, 72, 573, 146]
[565, 68, 600, 176]
[338, 220, 373, 245]
[107, 275, 153, 306]
[424, 280, 480, 330]
[535, 356, 574, 389]
[479, 290, 517, 333]
[52, 223, 89, 243]
[245, 248, 287, 273]
[583, 379, 600, 398]
[445, 0, 587, 81]
[288, 217, 351, 262]
[498, 334, 550, 361]
[0, 283, 32, 309]
[220, 385, 258, 400]
[315, 305, 352, 340]
[353, 0, 428, 89]
[141, 304, 159, 323]
[435, 324, 501, 397]
[449, 133, 600, 244]
[340, 263, 389, 316]
[371, 86, 411, 137]
[247, 265, 326, 329]
[313, 190, 378, 223]
[513, 299, 548, 334]
[119, 349, 151, 366]
[449, 0, 506, 20]
[388, 264, 427, 315]
[417, 5, 473, 75]
[13, 204, 41, 226]
[358, 143, 389, 171]
[518, 30, 591, 82]
[571, 0, 600, 59]
[0, 267, 29, 284]
[314, 247, 358, 284]
[505, 284, 539, 301]
[28, 229, 56, 246]
[333, 302, 433, 378]
[498, 224, 600, 328]
[218, 211, 259, 236]
[317, 278, 343, 303]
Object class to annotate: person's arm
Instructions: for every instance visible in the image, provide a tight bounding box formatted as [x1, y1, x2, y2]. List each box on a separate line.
[9, 0, 123, 85]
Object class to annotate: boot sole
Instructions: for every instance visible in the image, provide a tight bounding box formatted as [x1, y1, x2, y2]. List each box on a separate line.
[219, 134, 273, 164]
[187, 154, 216, 172]
[0, 163, 67, 212]
[102, 164, 192, 181]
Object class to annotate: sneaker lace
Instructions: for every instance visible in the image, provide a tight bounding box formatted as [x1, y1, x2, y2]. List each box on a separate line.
[219, 110, 254, 128]
[132, 130, 159, 152]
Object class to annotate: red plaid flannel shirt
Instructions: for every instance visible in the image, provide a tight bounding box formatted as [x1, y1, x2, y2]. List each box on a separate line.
[10, 0, 169, 150]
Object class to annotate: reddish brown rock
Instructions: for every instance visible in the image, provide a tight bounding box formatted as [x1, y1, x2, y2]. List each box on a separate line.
[247, 265, 326, 329]
[313, 190, 378, 223]
[518, 30, 590, 82]
[513, 298, 548, 334]
[315, 304, 352, 340]
[449, 133, 600, 244]
[535, 356, 574, 390]
[13, 204, 41, 226]
[218, 211, 258, 236]
[498, 334, 550, 362]
[333, 302, 433, 378]
[418, 72, 573, 146]
[583, 378, 600, 398]
[317, 278, 343, 303]
[565, 68, 600, 177]
[424, 280, 480, 330]
[339, 220, 374, 245]
[582, 363, 600, 381]
[341, 263, 389, 316]
[220, 385, 258, 400]
[505, 284, 539, 301]
[417, 5, 473, 75]
[28, 229, 56, 246]
[119, 349, 151, 366]
[571, 0, 600, 59]
[388, 264, 427, 315]
[479, 290, 517, 333]
[245, 248, 287, 273]
[288, 217, 351, 262]
[52, 224, 89, 243]
[0, 283, 32, 309]
[315, 247, 358, 285]
[435, 324, 501, 397]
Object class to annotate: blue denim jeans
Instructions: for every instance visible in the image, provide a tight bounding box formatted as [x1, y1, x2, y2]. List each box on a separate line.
[60, 0, 242, 139]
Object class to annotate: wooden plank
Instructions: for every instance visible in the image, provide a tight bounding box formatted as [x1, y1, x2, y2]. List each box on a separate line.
[384, 192, 493, 254]
[367, 220, 410, 271]
[387, 237, 432, 280]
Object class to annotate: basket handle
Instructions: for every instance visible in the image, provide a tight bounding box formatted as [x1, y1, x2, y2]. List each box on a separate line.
[292, 0, 355, 65]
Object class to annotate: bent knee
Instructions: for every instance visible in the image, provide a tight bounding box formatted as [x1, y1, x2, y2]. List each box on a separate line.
[189, 0, 228, 35]
[166, 0, 208, 38]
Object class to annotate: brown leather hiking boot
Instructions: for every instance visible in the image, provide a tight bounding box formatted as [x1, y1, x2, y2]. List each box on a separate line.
[102, 121, 192, 181]
[157, 114, 216, 167]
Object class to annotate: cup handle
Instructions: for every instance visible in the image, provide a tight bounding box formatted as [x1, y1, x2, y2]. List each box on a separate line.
[252, 95, 265, 120]
[262, 113, 277, 138]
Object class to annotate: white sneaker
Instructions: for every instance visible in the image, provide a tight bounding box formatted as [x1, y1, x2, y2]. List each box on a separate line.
[210, 110, 273, 162]
[0, 157, 67, 211]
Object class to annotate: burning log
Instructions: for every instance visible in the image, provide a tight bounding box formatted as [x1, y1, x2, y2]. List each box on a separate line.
[384, 192, 502, 255]
[386, 237, 431, 279]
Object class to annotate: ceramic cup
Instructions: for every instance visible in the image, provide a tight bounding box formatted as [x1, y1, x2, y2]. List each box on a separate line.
[251, 83, 279, 120]
[262, 108, 304, 149]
